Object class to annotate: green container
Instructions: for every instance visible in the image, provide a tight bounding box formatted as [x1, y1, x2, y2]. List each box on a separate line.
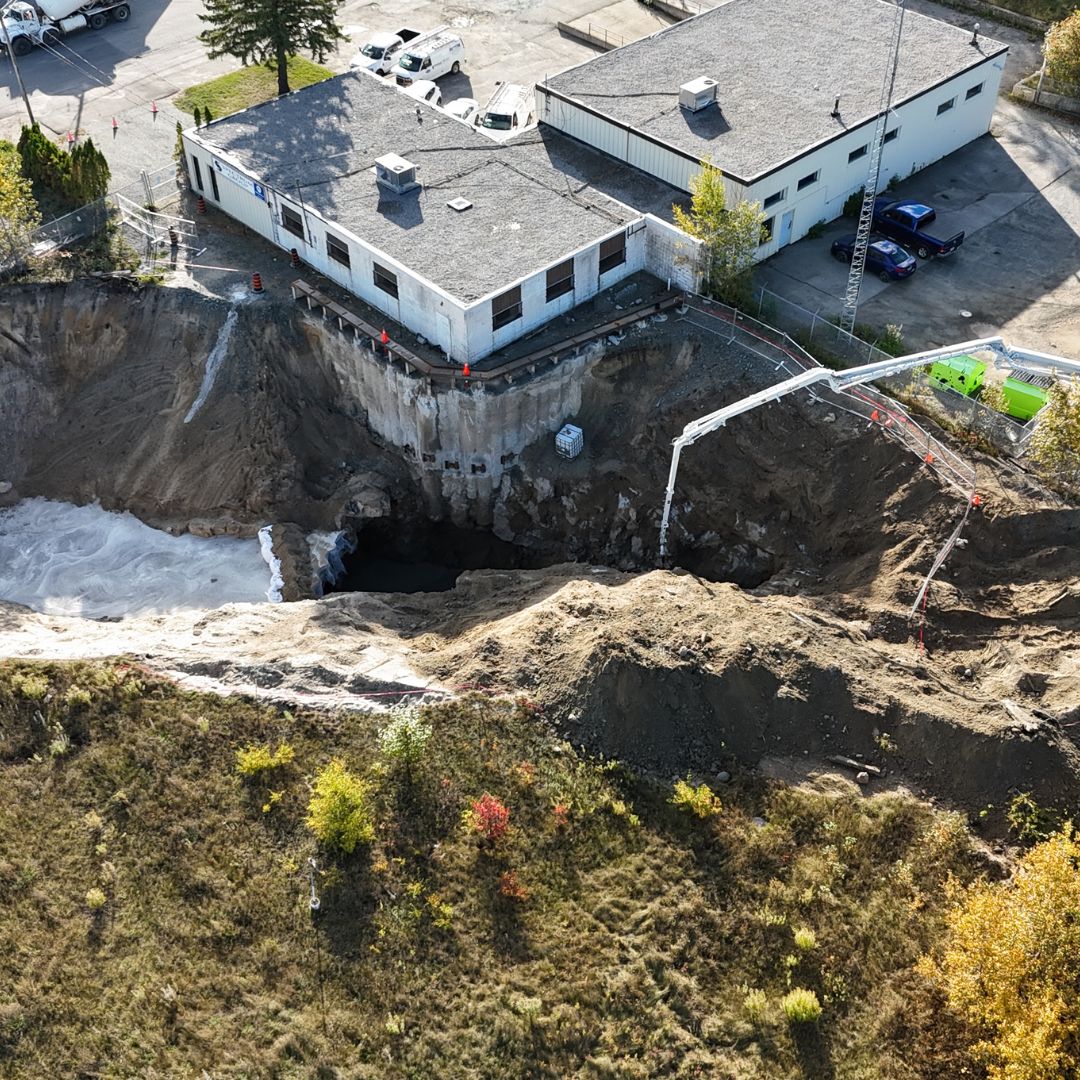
[1002, 372, 1051, 422]
[928, 355, 985, 397]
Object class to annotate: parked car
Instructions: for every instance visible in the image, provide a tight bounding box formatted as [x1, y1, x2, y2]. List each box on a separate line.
[391, 29, 465, 87]
[401, 80, 442, 107]
[830, 234, 917, 281]
[349, 27, 423, 76]
[443, 97, 479, 124]
[872, 198, 964, 259]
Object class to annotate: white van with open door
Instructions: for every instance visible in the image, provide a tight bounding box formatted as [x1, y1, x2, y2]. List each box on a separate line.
[476, 83, 535, 141]
[391, 30, 465, 87]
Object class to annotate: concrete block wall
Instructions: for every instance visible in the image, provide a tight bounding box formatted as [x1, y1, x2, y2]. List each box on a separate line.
[644, 215, 702, 292]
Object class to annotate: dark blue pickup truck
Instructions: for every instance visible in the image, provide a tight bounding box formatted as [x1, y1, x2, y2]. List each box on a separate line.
[872, 198, 964, 259]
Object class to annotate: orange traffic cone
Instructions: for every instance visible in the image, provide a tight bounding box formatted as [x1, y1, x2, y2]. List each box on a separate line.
[289, 248, 301, 269]
[197, 196, 206, 214]
[151, 101, 158, 117]
[251, 272, 263, 293]
[462, 363, 471, 378]
[380, 329, 390, 345]
[971, 493, 982, 508]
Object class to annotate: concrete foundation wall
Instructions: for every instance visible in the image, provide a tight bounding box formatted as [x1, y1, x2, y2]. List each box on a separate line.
[310, 324, 599, 491]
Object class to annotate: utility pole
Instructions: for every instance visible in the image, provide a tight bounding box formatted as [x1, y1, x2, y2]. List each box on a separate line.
[1, 20, 36, 127]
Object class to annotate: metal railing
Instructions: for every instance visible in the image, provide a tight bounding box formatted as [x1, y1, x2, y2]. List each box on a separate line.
[681, 295, 976, 499]
[29, 164, 183, 254]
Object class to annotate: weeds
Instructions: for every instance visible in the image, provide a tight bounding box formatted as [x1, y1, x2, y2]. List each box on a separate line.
[670, 777, 722, 819]
[234, 741, 295, 777]
[0, 663, 990, 1079]
[782, 987, 822, 1024]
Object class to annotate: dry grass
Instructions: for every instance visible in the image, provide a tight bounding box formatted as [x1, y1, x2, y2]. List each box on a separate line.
[0, 660, 989, 1078]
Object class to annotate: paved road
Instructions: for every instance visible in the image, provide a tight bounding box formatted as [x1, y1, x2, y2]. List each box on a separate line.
[0, 0, 605, 192]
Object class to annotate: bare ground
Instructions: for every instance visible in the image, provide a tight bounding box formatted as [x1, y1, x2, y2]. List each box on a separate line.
[1, 279, 1078, 821]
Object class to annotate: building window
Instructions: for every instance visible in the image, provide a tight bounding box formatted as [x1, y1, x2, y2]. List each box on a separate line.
[966, 82, 984, 99]
[763, 188, 786, 210]
[492, 285, 522, 331]
[326, 232, 351, 268]
[797, 170, 819, 191]
[209, 168, 220, 202]
[937, 97, 955, 115]
[598, 232, 627, 276]
[546, 258, 574, 303]
[192, 156, 204, 192]
[848, 144, 868, 163]
[281, 204, 305, 240]
[760, 216, 774, 245]
[373, 262, 398, 299]
[883, 127, 899, 143]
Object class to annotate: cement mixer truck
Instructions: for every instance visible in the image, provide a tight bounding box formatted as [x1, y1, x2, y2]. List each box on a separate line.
[0, 0, 132, 55]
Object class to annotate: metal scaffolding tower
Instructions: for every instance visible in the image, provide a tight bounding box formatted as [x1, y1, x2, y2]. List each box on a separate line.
[839, 0, 907, 334]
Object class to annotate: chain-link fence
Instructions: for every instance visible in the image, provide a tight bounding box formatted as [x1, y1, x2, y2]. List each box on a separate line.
[29, 164, 184, 255]
[749, 284, 1042, 458]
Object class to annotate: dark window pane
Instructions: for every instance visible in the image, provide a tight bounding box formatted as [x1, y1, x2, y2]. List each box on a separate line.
[373, 262, 398, 298]
[598, 232, 626, 276]
[546, 258, 574, 302]
[327, 233, 351, 267]
[282, 205, 305, 240]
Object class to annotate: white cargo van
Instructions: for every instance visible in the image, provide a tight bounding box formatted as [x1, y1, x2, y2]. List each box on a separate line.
[476, 83, 535, 140]
[391, 30, 465, 87]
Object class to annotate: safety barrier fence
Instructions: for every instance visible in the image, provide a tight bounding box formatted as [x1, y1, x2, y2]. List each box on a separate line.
[682, 295, 977, 498]
[30, 164, 182, 254]
[290, 278, 684, 389]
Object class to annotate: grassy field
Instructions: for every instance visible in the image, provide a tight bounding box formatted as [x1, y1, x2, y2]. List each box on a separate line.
[0, 661, 991, 1078]
[174, 58, 335, 120]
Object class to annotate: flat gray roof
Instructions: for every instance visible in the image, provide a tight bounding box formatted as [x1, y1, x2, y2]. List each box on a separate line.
[545, 0, 1007, 183]
[196, 72, 684, 304]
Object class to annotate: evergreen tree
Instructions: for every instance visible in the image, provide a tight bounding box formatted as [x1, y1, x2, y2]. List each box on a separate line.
[67, 139, 110, 204]
[198, 0, 345, 97]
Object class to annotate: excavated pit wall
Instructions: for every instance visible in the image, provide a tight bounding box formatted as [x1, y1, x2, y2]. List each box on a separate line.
[302, 315, 601, 524]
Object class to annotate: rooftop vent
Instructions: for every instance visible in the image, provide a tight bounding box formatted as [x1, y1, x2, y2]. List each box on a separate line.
[447, 196, 473, 212]
[374, 153, 419, 194]
[679, 76, 717, 113]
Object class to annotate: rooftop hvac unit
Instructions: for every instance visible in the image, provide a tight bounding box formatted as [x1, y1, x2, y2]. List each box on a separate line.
[679, 76, 718, 113]
[555, 424, 583, 460]
[374, 153, 419, 193]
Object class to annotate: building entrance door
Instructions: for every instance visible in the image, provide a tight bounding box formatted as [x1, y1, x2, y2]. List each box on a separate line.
[779, 209, 795, 247]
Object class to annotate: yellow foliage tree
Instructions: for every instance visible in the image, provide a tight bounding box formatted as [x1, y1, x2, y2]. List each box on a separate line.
[925, 826, 1080, 1080]
[672, 157, 765, 306]
[1028, 379, 1080, 494]
[305, 759, 375, 853]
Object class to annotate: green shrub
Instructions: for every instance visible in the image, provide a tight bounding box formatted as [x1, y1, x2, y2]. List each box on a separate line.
[744, 988, 769, 1023]
[842, 187, 865, 218]
[876, 322, 905, 357]
[793, 927, 818, 952]
[64, 686, 92, 707]
[377, 708, 432, 771]
[781, 987, 822, 1023]
[1006, 792, 1056, 845]
[11, 672, 49, 700]
[306, 759, 375, 853]
[235, 741, 296, 777]
[85, 887, 107, 911]
[670, 778, 722, 819]
[805, 219, 827, 239]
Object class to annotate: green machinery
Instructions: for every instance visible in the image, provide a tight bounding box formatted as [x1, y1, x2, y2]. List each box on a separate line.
[927, 355, 1050, 421]
[1001, 369, 1053, 422]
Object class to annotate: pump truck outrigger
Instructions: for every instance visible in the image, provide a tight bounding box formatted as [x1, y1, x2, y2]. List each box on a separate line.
[0, 0, 132, 55]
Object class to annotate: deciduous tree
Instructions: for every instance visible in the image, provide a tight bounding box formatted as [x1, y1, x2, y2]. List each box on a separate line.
[923, 826, 1080, 1080]
[1029, 378, 1080, 494]
[0, 140, 39, 273]
[673, 157, 765, 306]
[1045, 9, 1080, 91]
[199, 0, 345, 97]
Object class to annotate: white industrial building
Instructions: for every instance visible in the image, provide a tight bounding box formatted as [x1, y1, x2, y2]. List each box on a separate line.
[182, 72, 698, 364]
[539, 0, 1007, 257]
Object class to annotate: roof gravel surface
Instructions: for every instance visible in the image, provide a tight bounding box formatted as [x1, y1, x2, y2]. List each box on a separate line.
[545, 0, 1007, 181]
[197, 71, 682, 303]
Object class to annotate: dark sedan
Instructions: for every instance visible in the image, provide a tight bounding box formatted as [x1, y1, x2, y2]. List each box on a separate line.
[830, 234, 917, 282]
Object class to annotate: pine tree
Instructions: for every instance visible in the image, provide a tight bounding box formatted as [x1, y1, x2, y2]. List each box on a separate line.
[198, 0, 345, 97]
